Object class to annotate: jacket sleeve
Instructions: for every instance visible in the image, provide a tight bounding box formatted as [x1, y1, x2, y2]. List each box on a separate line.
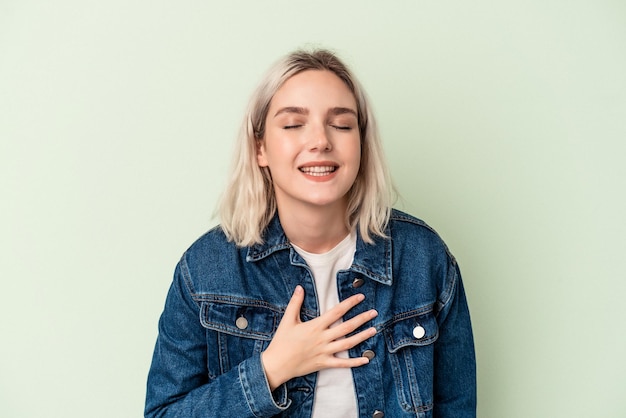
[433, 260, 477, 418]
[144, 261, 290, 418]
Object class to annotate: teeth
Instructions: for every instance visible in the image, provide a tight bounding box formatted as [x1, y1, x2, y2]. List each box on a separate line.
[300, 166, 336, 176]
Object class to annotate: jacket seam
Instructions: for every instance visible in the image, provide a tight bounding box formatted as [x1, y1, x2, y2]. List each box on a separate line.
[436, 260, 459, 317]
[179, 252, 200, 309]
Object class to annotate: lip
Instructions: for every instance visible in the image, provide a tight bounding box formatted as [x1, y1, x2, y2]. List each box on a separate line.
[298, 160, 339, 181]
[298, 160, 339, 169]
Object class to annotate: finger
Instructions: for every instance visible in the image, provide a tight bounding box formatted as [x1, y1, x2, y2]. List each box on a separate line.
[318, 293, 365, 327]
[324, 353, 372, 369]
[328, 326, 377, 354]
[282, 285, 305, 324]
[327, 309, 378, 341]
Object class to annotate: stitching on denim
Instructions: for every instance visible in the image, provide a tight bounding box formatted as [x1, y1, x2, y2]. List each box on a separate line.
[382, 309, 439, 352]
[201, 321, 274, 340]
[272, 250, 320, 319]
[403, 344, 421, 412]
[179, 252, 200, 308]
[389, 343, 410, 409]
[379, 306, 434, 329]
[199, 300, 280, 341]
[192, 294, 284, 311]
[388, 341, 435, 413]
[238, 362, 263, 418]
[436, 263, 458, 319]
[247, 242, 291, 261]
[217, 331, 229, 375]
[350, 264, 391, 284]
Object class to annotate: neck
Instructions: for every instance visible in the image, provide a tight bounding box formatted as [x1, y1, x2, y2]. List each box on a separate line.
[277, 202, 350, 254]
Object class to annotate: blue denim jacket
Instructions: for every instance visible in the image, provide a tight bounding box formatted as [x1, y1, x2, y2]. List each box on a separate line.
[145, 209, 476, 417]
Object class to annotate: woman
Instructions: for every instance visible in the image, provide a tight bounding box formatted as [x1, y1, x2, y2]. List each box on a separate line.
[145, 49, 476, 418]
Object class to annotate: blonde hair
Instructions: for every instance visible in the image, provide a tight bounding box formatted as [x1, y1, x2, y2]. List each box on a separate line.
[218, 48, 394, 246]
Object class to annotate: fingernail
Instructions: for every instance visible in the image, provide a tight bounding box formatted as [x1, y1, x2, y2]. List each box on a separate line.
[294, 285, 303, 294]
[370, 309, 378, 318]
[356, 294, 365, 302]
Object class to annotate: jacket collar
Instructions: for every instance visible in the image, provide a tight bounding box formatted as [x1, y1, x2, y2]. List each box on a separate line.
[246, 214, 393, 286]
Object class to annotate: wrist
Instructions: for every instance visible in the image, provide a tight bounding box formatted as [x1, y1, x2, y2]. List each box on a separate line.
[261, 349, 287, 391]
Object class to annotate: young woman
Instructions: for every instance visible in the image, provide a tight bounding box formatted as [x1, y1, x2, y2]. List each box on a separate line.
[145, 49, 476, 418]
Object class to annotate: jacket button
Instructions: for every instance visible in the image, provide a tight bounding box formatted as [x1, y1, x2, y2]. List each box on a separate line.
[352, 278, 365, 288]
[372, 410, 384, 418]
[412, 325, 426, 339]
[236, 316, 249, 330]
[362, 350, 375, 361]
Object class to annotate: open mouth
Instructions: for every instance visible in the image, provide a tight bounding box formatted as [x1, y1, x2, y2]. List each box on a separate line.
[298, 166, 338, 177]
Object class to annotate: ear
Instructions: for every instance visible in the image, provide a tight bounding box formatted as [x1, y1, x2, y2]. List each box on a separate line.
[256, 139, 269, 167]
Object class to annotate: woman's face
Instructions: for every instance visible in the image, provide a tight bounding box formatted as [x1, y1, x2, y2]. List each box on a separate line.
[257, 70, 361, 215]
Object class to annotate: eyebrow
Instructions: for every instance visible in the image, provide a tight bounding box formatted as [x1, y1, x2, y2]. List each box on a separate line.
[273, 106, 357, 117]
[328, 107, 357, 117]
[274, 106, 308, 117]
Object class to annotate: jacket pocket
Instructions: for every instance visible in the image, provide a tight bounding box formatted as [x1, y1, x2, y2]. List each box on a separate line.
[199, 298, 282, 376]
[383, 310, 438, 415]
[384, 310, 438, 352]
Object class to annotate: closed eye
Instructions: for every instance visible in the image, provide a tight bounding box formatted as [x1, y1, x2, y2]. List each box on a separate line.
[283, 125, 303, 130]
[331, 125, 353, 131]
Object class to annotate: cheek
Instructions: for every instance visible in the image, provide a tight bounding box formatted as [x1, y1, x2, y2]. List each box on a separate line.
[257, 135, 299, 169]
[344, 140, 362, 183]
[351, 139, 362, 167]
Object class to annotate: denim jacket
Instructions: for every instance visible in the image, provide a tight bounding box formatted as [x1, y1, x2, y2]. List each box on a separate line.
[145, 209, 476, 418]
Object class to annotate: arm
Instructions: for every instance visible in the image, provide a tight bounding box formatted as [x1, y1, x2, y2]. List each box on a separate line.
[433, 261, 477, 418]
[144, 263, 289, 418]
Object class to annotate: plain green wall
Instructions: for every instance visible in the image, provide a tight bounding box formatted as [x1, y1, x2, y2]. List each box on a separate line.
[1, 1, 625, 417]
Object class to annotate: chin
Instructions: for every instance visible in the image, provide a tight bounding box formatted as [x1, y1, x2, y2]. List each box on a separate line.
[304, 194, 349, 208]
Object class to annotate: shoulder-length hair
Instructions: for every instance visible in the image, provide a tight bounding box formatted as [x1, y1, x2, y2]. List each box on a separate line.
[218, 48, 394, 246]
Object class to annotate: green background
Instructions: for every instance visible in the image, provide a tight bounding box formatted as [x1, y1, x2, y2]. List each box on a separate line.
[1, 1, 625, 417]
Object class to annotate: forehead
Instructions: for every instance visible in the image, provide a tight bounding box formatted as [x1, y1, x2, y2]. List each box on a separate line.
[269, 70, 357, 110]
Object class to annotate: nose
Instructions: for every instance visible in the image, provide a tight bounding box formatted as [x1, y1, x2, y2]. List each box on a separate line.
[308, 125, 332, 152]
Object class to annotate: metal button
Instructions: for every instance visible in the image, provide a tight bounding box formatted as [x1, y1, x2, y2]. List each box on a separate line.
[362, 350, 375, 361]
[412, 325, 426, 339]
[352, 278, 365, 288]
[372, 410, 384, 418]
[236, 316, 249, 330]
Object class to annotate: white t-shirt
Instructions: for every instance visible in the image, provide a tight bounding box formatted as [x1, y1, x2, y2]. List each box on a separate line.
[291, 233, 358, 418]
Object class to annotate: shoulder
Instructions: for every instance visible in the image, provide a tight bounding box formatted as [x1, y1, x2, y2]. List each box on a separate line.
[389, 208, 434, 230]
[387, 209, 462, 311]
[179, 225, 244, 275]
[388, 209, 455, 261]
[185, 224, 232, 252]
[172, 224, 253, 296]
